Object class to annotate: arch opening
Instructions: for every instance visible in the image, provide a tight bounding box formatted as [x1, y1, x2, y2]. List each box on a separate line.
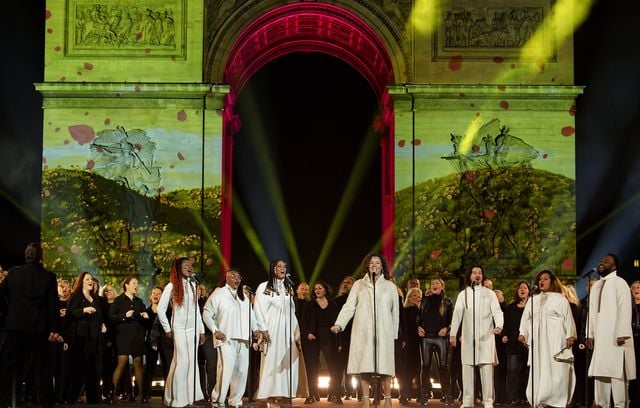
[220, 2, 396, 269]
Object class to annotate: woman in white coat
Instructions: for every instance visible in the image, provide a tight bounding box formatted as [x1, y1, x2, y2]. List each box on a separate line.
[158, 257, 206, 407]
[518, 269, 576, 408]
[331, 254, 399, 408]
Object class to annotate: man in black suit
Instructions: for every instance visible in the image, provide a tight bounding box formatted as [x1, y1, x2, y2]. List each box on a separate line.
[0, 243, 59, 407]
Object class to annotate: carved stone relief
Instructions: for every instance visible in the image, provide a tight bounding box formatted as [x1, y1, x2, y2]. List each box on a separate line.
[66, 0, 186, 58]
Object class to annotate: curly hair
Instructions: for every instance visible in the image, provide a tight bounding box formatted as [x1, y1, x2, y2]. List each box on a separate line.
[360, 253, 391, 280]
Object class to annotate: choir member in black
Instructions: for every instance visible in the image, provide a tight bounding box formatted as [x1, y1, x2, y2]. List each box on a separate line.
[66, 271, 105, 404]
[562, 284, 584, 408]
[109, 276, 149, 403]
[197, 283, 217, 401]
[52, 279, 71, 404]
[142, 286, 163, 402]
[417, 278, 453, 405]
[302, 281, 341, 404]
[493, 289, 508, 405]
[0, 243, 59, 408]
[502, 281, 530, 405]
[399, 287, 422, 404]
[100, 283, 118, 400]
[334, 276, 355, 399]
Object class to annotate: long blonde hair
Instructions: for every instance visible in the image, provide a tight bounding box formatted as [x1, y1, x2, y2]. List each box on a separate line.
[431, 278, 447, 317]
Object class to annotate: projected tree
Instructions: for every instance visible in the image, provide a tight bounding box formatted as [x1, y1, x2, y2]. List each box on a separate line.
[395, 119, 576, 288]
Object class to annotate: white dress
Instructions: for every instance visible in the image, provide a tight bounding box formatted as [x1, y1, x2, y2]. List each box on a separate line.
[519, 291, 576, 407]
[254, 279, 300, 399]
[158, 278, 205, 407]
[334, 274, 399, 376]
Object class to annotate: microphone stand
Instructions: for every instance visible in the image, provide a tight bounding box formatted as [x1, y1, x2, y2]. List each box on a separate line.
[528, 287, 537, 408]
[285, 276, 295, 407]
[371, 270, 380, 406]
[471, 282, 476, 405]
[191, 275, 200, 406]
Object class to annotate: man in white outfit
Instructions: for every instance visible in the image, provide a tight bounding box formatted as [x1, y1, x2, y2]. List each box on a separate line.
[450, 265, 504, 408]
[203, 268, 257, 407]
[587, 253, 636, 408]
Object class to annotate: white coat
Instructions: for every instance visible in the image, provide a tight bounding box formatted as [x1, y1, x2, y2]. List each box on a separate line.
[450, 285, 504, 365]
[519, 291, 576, 407]
[588, 272, 636, 380]
[334, 274, 399, 376]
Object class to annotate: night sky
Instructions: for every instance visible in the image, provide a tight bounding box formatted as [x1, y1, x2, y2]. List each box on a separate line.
[1, 1, 639, 289]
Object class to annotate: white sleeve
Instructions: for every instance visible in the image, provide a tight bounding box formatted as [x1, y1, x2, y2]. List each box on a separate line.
[157, 283, 173, 333]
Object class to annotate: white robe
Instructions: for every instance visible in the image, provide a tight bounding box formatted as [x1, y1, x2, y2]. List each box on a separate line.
[450, 285, 504, 365]
[202, 284, 257, 406]
[158, 279, 205, 407]
[588, 272, 636, 380]
[253, 279, 300, 399]
[334, 274, 399, 376]
[519, 291, 576, 407]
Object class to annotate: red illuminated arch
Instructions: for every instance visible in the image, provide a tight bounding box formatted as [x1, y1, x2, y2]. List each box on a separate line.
[220, 2, 395, 267]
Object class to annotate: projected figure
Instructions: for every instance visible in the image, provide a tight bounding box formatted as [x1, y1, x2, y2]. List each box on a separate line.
[331, 254, 400, 408]
[518, 270, 576, 407]
[587, 253, 636, 408]
[254, 259, 302, 403]
[158, 257, 206, 407]
[449, 265, 504, 408]
[202, 268, 256, 407]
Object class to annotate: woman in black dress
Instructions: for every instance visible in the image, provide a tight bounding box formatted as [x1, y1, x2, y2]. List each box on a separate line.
[302, 280, 341, 404]
[109, 276, 149, 403]
[400, 287, 422, 404]
[66, 271, 105, 404]
[502, 281, 530, 405]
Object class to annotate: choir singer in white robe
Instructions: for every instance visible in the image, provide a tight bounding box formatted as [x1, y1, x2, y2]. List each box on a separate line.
[203, 268, 257, 407]
[587, 253, 635, 408]
[518, 269, 576, 408]
[449, 265, 504, 408]
[254, 259, 302, 403]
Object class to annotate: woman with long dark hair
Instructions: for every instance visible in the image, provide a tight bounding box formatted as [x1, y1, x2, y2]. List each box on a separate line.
[158, 257, 206, 407]
[331, 254, 400, 408]
[254, 259, 303, 403]
[302, 280, 341, 404]
[501, 281, 530, 404]
[108, 276, 149, 403]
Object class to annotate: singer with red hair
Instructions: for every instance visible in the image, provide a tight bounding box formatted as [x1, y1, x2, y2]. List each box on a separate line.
[158, 257, 206, 407]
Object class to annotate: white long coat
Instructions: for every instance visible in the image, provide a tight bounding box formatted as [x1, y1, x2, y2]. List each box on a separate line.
[588, 272, 636, 380]
[519, 291, 576, 407]
[450, 285, 504, 365]
[334, 274, 399, 376]
[158, 279, 206, 407]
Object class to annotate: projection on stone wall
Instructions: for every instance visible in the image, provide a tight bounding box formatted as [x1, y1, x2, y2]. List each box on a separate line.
[394, 116, 576, 287]
[41, 111, 221, 290]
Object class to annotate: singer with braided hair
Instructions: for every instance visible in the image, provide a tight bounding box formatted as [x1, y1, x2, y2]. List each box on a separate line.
[158, 256, 206, 407]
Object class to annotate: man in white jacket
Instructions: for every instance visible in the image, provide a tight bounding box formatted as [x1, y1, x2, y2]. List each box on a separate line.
[203, 268, 257, 407]
[587, 253, 636, 408]
[450, 265, 504, 408]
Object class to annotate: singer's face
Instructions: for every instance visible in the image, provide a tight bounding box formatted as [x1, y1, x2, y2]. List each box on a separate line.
[82, 273, 94, 292]
[297, 283, 309, 299]
[313, 284, 326, 299]
[180, 260, 191, 277]
[369, 256, 382, 273]
[150, 287, 162, 304]
[430, 279, 443, 294]
[226, 271, 242, 289]
[517, 283, 529, 300]
[631, 282, 640, 302]
[125, 278, 139, 295]
[598, 255, 615, 277]
[538, 272, 552, 292]
[274, 261, 287, 279]
[470, 267, 483, 283]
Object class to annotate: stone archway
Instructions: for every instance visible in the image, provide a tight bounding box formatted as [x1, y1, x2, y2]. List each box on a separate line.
[218, 2, 396, 266]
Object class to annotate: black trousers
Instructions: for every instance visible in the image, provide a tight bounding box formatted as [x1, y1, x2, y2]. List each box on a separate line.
[420, 336, 450, 398]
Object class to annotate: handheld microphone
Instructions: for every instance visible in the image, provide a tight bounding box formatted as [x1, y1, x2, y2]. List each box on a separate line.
[284, 272, 295, 288]
[190, 272, 201, 284]
[243, 285, 255, 295]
